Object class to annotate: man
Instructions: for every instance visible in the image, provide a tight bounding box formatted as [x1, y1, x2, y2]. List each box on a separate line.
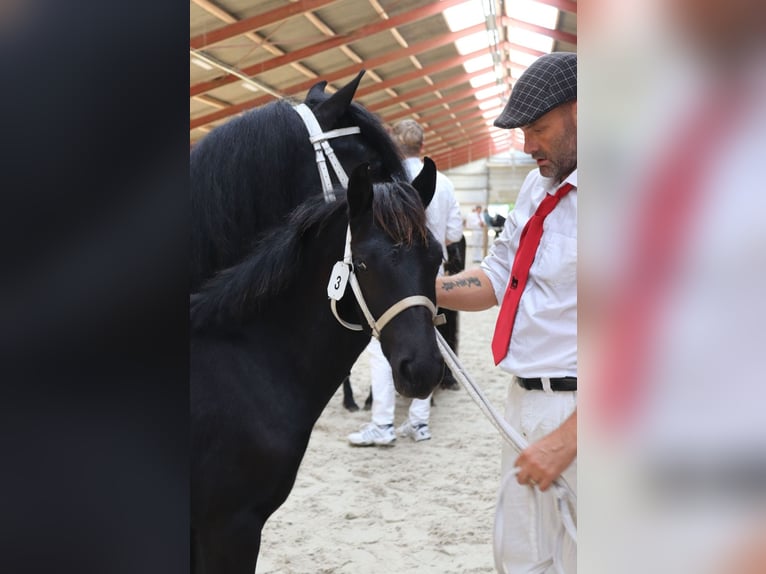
[465, 204, 486, 263]
[348, 119, 463, 446]
[436, 52, 577, 572]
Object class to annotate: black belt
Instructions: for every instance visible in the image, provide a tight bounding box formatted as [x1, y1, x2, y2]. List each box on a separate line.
[516, 376, 577, 391]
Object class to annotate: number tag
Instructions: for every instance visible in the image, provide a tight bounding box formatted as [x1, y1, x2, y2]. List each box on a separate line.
[327, 262, 351, 301]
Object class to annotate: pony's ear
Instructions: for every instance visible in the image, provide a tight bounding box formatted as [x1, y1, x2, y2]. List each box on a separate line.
[306, 80, 328, 100]
[347, 162, 373, 220]
[412, 157, 437, 208]
[313, 70, 365, 128]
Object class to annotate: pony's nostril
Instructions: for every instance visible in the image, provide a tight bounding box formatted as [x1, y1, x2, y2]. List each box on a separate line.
[392, 354, 445, 399]
[398, 358, 414, 381]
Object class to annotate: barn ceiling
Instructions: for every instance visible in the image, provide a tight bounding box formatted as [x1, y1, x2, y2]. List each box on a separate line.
[190, 0, 576, 169]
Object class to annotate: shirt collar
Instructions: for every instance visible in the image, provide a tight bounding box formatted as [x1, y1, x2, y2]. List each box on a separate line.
[542, 168, 578, 195]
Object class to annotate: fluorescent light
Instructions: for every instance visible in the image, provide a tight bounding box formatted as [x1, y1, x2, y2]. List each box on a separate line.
[241, 82, 259, 92]
[191, 57, 213, 70]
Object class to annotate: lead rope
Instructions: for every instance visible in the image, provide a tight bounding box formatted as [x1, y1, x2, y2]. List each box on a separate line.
[434, 329, 576, 574]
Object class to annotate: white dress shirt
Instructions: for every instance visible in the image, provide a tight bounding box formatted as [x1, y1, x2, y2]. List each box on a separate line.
[481, 169, 577, 378]
[402, 157, 463, 267]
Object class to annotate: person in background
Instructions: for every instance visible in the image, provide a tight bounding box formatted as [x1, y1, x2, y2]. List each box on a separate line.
[465, 204, 485, 263]
[347, 118, 463, 446]
[435, 52, 577, 572]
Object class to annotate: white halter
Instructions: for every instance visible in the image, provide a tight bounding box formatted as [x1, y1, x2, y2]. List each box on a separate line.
[328, 228, 445, 339]
[291, 103, 443, 337]
[292, 103, 361, 202]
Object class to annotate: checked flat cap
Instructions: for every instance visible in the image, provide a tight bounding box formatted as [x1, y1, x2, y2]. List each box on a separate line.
[494, 52, 577, 129]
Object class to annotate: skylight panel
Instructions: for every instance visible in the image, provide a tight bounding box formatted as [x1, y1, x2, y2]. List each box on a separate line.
[444, 0, 485, 32]
[505, 0, 559, 29]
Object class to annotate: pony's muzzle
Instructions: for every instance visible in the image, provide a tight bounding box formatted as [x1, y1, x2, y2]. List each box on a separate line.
[391, 351, 445, 399]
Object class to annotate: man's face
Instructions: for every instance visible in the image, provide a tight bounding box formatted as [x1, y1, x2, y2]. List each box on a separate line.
[521, 101, 577, 182]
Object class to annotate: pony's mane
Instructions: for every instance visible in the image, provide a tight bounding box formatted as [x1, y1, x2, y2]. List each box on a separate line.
[190, 95, 406, 289]
[190, 180, 428, 331]
[341, 101, 407, 181]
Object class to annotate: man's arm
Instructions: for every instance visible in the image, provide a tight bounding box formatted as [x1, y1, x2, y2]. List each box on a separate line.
[513, 409, 577, 491]
[436, 268, 498, 311]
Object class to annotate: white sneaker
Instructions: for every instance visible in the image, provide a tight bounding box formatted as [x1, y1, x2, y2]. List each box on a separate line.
[397, 421, 432, 442]
[347, 423, 396, 446]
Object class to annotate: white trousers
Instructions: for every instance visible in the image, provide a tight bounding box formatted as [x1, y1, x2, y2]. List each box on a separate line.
[367, 338, 431, 427]
[466, 228, 485, 263]
[495, 381, 577, 574]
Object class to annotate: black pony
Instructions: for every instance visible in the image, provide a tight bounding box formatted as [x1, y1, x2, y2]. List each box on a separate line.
[190, 161, 446, 573]
[190, 70, 406, 291]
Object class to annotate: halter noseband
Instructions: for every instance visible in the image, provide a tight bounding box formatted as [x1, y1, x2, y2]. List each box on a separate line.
[292, 103, 443, 338]
[328, 229, 445, 339]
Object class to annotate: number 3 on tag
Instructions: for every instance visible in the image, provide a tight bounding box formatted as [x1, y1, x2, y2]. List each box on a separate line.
[327, 262, 350, 300]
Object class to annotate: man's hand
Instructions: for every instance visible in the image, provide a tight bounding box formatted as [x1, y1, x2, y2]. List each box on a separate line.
[514, 409, 576, 491]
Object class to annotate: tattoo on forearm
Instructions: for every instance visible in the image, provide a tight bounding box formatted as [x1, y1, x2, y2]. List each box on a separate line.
[440, 277, 482, 291]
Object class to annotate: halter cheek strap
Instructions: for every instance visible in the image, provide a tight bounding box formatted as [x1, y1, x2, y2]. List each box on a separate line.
[328, 227, 445, 338]
[293, 103, 361, 202]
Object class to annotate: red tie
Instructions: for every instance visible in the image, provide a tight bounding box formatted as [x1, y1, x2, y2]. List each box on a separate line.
[597, 84, 740, 429]
[491, 182, 574, 365]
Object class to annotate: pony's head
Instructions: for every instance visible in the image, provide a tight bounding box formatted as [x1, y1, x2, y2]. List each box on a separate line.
[300, 70, 406, 183]
[189, 70, 407, 290]
[344, 159, 446, 399]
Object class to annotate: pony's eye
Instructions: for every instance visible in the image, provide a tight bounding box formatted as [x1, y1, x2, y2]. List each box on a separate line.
[355, 261, 367, 271]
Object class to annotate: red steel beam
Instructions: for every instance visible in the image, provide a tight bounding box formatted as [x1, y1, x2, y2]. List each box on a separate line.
[432, 139, 502, 162]
[429, 127, 494, 155]
[366, 65, 495, 115]
[505, 41, 547, 59]
[428, 112, 493, 139]
[354, 41, 490, 99]
[502, 17, 577, 46]
[416, 95, 499, 131]
[535, 0, 577, 14]
[381, 85, 494, 126]
[190, 22, 487, 131]
[429, 121, 500, 149]
[431, 146, 503, 169]
[190, 0, 341, 49]
[425, 116, 495, 143]
[425, 125, 493, 157]
[431, 138, 512, 168]
[390, 85, 486, 122]
[190, 0, 468, 97]
[441, 127, 501, 144]
[427, 126, 494, 156]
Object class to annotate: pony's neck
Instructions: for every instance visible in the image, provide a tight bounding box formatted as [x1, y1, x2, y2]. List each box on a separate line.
[245, 213, 370, 419]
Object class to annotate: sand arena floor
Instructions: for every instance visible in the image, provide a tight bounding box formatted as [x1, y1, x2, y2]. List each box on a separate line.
[257, 307, 510, 574]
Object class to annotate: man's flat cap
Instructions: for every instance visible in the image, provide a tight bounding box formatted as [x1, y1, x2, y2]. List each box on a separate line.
[494, 52, 577, 129]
